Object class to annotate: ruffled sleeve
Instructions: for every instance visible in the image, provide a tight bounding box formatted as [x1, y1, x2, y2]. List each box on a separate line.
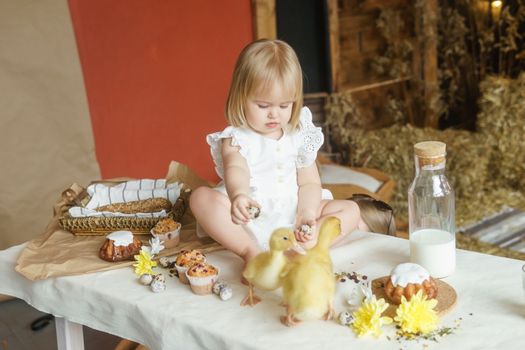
[295, 107, 324, 168]
[206, 126, 250, 179]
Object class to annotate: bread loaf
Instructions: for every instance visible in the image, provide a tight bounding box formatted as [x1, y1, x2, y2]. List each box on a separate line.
[96, 198, 172, 214]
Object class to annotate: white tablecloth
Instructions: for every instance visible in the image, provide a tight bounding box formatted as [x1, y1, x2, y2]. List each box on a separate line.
[1, 232, 524, 350]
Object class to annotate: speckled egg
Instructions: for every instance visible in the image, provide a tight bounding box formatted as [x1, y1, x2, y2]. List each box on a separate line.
[139, 274, 153, 286]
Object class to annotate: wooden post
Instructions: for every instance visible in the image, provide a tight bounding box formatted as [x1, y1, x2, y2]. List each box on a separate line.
[422, 0, 439, 128]
[252, 0, 276, 39]
[327, 0, 340, 92]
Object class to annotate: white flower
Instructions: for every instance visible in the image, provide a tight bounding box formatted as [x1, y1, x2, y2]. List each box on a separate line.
[347, 282, 373, 308]
[141, 237, 165, 256]
[361, 283, 373, 301]
[149, 236, 165, 255]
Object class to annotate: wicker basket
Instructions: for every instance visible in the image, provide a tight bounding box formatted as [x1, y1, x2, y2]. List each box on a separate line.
[59, 187, 191, 236]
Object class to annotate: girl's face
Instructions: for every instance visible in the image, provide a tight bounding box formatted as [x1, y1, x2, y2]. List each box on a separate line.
[245, 81, 294, 140]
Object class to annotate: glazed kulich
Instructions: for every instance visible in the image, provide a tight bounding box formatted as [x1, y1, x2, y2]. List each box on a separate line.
[384, 263, 437, 304]
[99, 230, 142, 262]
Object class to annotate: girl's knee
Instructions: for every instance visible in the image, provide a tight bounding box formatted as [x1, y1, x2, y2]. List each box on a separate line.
[189, 187, 213, 211]
[346, 200, 361, 219]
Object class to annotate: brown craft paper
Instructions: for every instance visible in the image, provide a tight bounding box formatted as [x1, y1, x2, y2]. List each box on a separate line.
[15, 161, 222, 281]
[0, 0, 101, 251]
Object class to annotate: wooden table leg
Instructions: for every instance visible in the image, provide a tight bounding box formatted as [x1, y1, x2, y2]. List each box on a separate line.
[55, 317, 85, 350]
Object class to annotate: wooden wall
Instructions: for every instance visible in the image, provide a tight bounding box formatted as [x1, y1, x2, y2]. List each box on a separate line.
[336, 0, 414, 89]
[330, 0, 438, 128]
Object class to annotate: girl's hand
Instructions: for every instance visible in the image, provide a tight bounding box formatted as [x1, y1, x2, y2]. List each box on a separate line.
[230, 194, 260, 225]
[294, 210, 317, 243]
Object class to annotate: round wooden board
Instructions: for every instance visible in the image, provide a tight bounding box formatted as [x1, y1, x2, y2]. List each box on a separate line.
[371, 276, 457, 318]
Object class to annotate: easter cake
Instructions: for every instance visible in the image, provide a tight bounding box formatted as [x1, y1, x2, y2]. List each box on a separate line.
[383, 263, 438, 304]
[99, 230, 142, 262]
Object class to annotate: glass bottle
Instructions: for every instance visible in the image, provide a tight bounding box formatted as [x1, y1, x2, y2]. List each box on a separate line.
[408, 141, 455, 278]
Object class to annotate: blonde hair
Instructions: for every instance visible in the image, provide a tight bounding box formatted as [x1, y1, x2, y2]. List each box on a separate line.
[351, 194, 396, 236]
[225, 39, 303, 130]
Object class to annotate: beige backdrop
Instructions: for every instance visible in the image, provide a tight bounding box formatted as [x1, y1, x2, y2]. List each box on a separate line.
[0, 0, 100, 250]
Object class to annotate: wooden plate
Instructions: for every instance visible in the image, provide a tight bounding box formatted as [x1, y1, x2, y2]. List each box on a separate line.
[371, 276, 457, 318]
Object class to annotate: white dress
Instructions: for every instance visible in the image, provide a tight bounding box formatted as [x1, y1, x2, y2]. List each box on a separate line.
[203, 107, 333, 250]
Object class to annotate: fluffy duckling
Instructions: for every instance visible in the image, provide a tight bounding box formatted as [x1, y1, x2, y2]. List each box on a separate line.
[280, 217, 341, 326]
[241, 227, 298, 306]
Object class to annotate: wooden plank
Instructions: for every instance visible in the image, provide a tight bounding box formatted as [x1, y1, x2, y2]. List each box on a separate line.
[341, 76, 411, 93]
[339, 52, 398, 86]
[338, 0, 405, 13]
[360, 0, 409, 11]
[339, 31, 361, 54]
[252, 0, 276, 39]
[304, 91, 329, 99]
[340, 28, 412, 56]
[338, 13, 376, 32]
[304, 92, 328, 124]
[341, 28, 385, 54]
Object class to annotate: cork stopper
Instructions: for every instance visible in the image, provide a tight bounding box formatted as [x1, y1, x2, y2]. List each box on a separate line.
[414, 141, 446, 167]
[414, 141, 446, 158]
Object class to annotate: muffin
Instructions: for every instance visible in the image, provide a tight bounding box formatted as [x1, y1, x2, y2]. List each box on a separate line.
[185, 263, 219, 295]
[174, 249, 207, 284]
[99, 230, 142, 262]
[384, 263, 438, 304]
[151, 217, 181, 248]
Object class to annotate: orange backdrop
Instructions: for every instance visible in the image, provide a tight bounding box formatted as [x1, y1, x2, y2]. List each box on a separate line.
[68, 0, 253, 181]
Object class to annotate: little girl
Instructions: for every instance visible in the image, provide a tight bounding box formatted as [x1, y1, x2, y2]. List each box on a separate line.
[190, 39, 393, 264]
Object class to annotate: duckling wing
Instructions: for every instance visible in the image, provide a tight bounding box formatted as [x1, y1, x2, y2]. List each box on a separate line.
[242, 252, 270, 281]
[244, 252, 288, 291]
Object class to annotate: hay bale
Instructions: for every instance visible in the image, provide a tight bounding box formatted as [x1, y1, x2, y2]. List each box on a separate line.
[477, 73, 525, 188]
[335, 124, 491, 223]
[456, 186, 525, 227]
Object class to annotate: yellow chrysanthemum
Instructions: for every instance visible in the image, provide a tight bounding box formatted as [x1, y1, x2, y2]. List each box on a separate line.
[133, 250, 157, 276]
[351, 296, 393, 338]
[394, 290, 439, 335]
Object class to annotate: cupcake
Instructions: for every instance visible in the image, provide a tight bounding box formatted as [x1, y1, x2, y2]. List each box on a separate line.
[174, 249, 206, 284]
[151, 217, 181, 249]
[185, 262, 219, 295]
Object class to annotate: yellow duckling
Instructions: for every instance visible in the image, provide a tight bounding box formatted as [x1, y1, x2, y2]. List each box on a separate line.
[280, 216, 341, 326]
[241, 227, 298, 306]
